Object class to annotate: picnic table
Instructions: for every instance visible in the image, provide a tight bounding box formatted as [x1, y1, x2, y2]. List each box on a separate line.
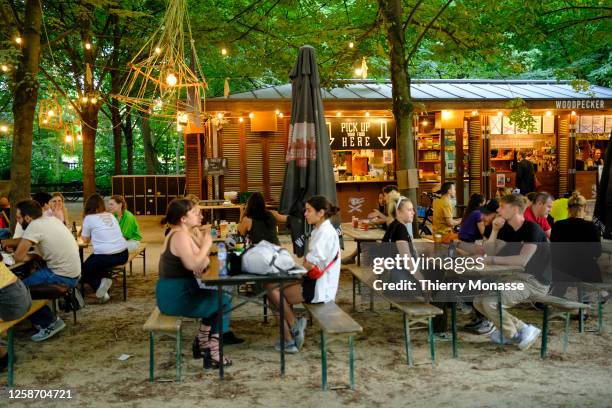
[200, 257, 305, 380]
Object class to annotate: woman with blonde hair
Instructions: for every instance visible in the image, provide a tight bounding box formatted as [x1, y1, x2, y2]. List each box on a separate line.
[550, 191, 602, 297]
[47, 192, 70, 226]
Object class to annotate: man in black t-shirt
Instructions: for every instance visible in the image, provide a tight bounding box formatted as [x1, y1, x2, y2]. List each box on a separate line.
[473, 194, 550, 351]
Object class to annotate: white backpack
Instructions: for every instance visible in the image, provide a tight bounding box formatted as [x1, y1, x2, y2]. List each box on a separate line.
[241, 240, 296, 275]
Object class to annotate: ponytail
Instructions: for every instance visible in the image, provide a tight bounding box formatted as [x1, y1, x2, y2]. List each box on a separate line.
[306, 195, 339, 219]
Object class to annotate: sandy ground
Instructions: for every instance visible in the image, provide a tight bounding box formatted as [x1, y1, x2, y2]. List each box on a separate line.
[1, 203, 611, 407]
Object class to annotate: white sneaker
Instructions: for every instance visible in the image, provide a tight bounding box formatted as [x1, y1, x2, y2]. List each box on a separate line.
[96, 278, 113, 298]
[518, 324, 541, 350]
[31, 318, 66, 342]
[99, 293, 110, 304]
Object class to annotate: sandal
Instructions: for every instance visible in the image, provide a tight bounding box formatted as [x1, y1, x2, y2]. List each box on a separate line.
[204, 334, 232, 369]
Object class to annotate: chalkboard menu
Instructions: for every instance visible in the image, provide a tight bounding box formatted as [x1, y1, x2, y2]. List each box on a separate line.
[203, 157, 227, 175]
[326, 117, 396, 150]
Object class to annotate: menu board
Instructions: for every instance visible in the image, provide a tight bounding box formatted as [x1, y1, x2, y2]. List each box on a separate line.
[327, 117, 396, 150]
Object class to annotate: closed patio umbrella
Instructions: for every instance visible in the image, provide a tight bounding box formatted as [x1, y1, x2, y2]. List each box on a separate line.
[594, 134, 612, 238]
[279, 45, 340, 256]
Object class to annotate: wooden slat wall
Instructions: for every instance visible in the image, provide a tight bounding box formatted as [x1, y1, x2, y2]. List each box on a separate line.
[220, 121, 242, 193]
[558, 118, 569, 196]
[468, 118, 483, 196]
[184, 133, 202, 198]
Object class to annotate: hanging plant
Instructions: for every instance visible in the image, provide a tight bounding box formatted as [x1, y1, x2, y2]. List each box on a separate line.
[506, 98, 536, 134]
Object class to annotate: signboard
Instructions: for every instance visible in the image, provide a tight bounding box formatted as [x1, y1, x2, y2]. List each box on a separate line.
[203, 157, 227, 175]
[554, 99, 605, 110]
[326, 117, 396, 150]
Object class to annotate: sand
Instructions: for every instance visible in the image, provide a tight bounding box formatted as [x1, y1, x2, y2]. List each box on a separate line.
[1, 207, 611, 407]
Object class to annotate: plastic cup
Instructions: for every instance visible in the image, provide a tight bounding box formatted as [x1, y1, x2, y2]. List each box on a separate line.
[434, 233, 443, 243]
[352, 216, 359, 228]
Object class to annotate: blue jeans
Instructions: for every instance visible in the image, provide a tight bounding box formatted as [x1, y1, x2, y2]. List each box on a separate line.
[0, 228, 11, 239]
[23, 267, 78, 328]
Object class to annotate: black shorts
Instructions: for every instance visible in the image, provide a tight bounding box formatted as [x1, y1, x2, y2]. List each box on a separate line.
[301, 275, 317, 304]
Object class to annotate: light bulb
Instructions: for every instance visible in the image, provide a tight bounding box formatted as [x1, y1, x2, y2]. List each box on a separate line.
[275, 109, 280, 115]
[471, 110, 478, 116]
[239, 117, 244, 123]
[354, 68, 362, 77]
[336, 112, 342, 117]
[91, 97, 97, 104]
[47, 109, 55, 117]
[422, 120, 429, 126]
[176, 124, 183, 132]
[42, 118, 48, 124]
[348, 41, 354, 48]
[76, 132, 82, 141]
[65, 134, 73, 143]
[497, 111, 503, 117]
[166, 73, 177, 86]
[85, 42, 91, 50]
[217, 112, 223, 119]
[82, 97, 88, 103]
[545, 111, 552, 117]
[154, 98, 162, 108]
[221, 48, 227, 56]
[248, 112, 254, 118]
[279, 113, 284, 118]
[1, 65, 7, 72]
[154, 47, 161, 54]
[1, 125, 8, 132]
[15, 37, 22, 45]
[365, 112, 370, 117]
[571, 111, 576, 116]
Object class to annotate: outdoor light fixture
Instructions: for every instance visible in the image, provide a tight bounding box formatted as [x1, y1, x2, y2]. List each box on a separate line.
[82, 97, 88, 103]
[42, 118, 48, 124]
[85, 42, 91, 50]
[571, 111, 576, 115]
[0, 125, 8, 132]
[248, 112, 254, 118]
[47, 109, 55, 117]
[275, 109, 280, 115]
[279, 113, 284, 118]
[471, 110, 478, 116]
[166, 72, 178, 86]
[177, 111, 189, 125]
[422, 120, 428, 126]
[545, 111, 552, 116]
[15, 37, 22, 44]
[348, 41, 354, 48]
[216, 112, 224, 119]
[154, 47, 162, 54]
[221, 48, 227, 56]
[1, 65, 7, 72]
[355, 68, 363, 77]
[176, 123, 183, 132]
[365, 112, 370, 117]
[336, 112, 342, 117]
[91, 97, 97, 104]
[65, 134, 73, 143]
[76, 132, 82, 141]
[238, 117, 244, 123]
[497, 111, 503, 117]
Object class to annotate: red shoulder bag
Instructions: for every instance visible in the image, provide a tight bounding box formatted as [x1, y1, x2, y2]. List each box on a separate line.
[306, 252, 339, 280]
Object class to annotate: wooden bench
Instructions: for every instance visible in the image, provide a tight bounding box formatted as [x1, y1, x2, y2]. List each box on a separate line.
[143, 307, 183, 383]
[0, 300, 49, 387]
[110, 243, 148, 301]
[349, 266, 444, 366]
[304, 302, 362, 391]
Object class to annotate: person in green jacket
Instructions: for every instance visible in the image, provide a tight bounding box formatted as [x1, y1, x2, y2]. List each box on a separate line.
[108, 195, 142, 252]
[550, 192, 572, 224]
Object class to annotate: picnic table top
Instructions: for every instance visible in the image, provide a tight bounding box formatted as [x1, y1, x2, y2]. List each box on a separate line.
[341, 223, 385, 241]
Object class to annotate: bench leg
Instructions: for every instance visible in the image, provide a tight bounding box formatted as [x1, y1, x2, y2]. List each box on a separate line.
[129, 260, 133, 276]
[351, 275, 356, 312]
[71, 287, 77, 324]
[149, 332, 155, 382]
[598, 293, 603, 333]
[142, 248, 146, 276]
[7, 327, 14, 387]
[122, 267, 127, 301]
[578, 286, 585, 333]
[540, 305, 549, 359]
[451, 302, 458, 358]
[563, 312, 570, 354]
[320, 331, 327, 391]
[428, 317, 435, 365]
[403, 313, 413, 367]
[348, 335, 355, 390]
[263, 294, 268, 324]
[176, 329, 182, 383]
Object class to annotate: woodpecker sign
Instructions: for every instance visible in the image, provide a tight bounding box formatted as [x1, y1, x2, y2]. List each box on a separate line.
[326, 117, 396, 150]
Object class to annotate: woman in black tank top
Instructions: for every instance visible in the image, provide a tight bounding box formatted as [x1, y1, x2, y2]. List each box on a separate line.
[156, 199, 232, 368]
[237, 192, 280, 244]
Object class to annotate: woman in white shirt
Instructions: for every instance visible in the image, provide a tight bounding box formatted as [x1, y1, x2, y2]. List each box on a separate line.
[80, 194, 128, 303]
[266, 195, 340, 353]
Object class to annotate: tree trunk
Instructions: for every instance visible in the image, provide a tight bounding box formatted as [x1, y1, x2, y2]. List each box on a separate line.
[81, 107, 99, 200]
[379, 0, 419, 235]
[110, 98, 122, 175]
[124, 110, 134, 174]
[140, 111, 160, 174]
[9, 0, 42, 226]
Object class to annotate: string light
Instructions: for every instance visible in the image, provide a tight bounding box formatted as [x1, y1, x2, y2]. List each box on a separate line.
[545, 111, 552, 116]
[42, 118, 48, 124]
[0, 125, 8, 133]
[471, 110, 478, 116]
[354, 68, 363, 77]
[90, 97, 97, 104]
[154, 47, 161, 54]
[82, 96, 88, 103]
[248, 112, 254, 118]
[216, 112, 223, 119]
[154, 98, 162, 109]
[221, 48, 227, 56]
[15, 37, 22, 45]
[1, 65, 8, 72]
[76, 132, 82, 141]
[336, 112, 342, 117]
[166, 73, 177, 86]
[65, 134, 73, 143]
[422, 120, 429, 126]
[85, 42, 91, 50]
[279, 113, 284, 118]
[238, 117, 244, 123]
[365, 112, 370, 117]
[571, 111, 576, 116]
[176, 123, 183, 132]
[348, 41, 354, 48]
[47, 109, 55, 117]
[497, 111, 503, 117]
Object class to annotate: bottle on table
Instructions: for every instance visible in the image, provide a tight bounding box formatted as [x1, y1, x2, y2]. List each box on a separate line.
[72, 221, 78, 239]
[217, 243, 228, 277]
